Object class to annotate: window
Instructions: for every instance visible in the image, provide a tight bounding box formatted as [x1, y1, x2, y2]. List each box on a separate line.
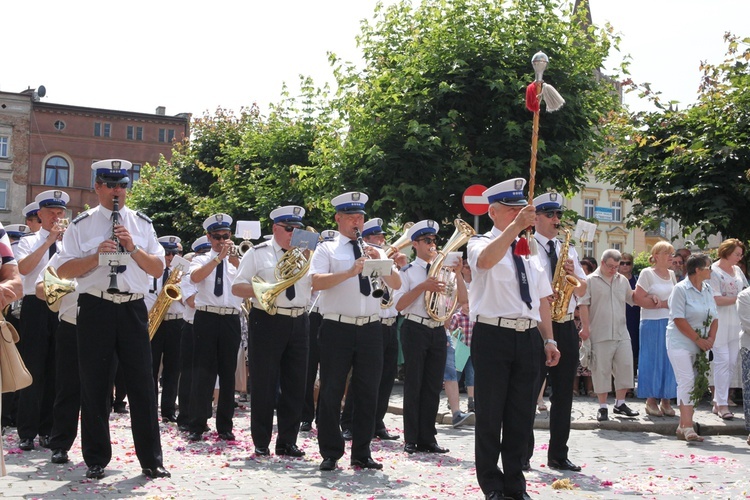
[583, 198, 595, 219]
[94, 122, 101, 136]
[44, 156, 69, 186]
[611, 242, 622, 252]
[128, 126, 144, 141]
[103, 123, 111, 137]
[583, 240, 594, 258]
[54, 120, 65, 131]
[159, 128, 175, 143]
[0, 180, 7, 209]
[0, 136, 8, 158]
[127, 126, 134, 140]
[131, 163, 141, 184]
[611, 200, 622, 222]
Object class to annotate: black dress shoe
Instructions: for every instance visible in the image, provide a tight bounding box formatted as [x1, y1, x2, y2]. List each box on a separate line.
[112, 402, 128, 414]
[319, 457, 337, 471]
[404, 442, 418, 454]
[416, 443, 449, 454]
[178, 424, 190, 432]
[341, 428, 353, 441]
[86, 465, 105, 479]
[374, 429, 400, 440]
[351, 457, 383, 470]
[254, 447, 270, 456]
[217, 432, 235, 441]
[187, 432, 202, 442]
[504, 491, 531, 500]
[162, 414, 178, 423]
[485, 491, 503, 500]
[547, 458, 582, 472]
[38, 435, 51, 448]
[299, 421, 312, 432]
[19, 438, 34, 451]
[51, 449, 69, 464]
[275, 444, 305, 457]
[142, 466, 171, 478]
[613, 403, 639, 417]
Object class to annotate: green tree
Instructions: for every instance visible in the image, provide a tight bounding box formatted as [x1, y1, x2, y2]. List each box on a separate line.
[597, 34, 750, 248]
[331, 0, 621, 234]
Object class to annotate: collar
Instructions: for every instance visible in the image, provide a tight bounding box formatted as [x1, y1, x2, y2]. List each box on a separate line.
[271, 238, 284, 253]
[534, 232, 554, 247]
[413, 256, 431, 269]
[97, 205, 125, 220]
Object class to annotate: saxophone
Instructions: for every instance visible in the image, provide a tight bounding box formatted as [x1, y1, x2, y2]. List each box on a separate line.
[147, 263, 184, 340]
[550, 228, 581, 322]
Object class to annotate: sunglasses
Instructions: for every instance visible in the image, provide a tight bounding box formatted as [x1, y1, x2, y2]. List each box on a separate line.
[619, 261, 632, 266]
[165, 249, 182, 256]
[419, 237, 438, 245]
[104, 181, 129, 189]
[539, 210, 563, 219]
[209, 233, 231, 240]
[276, 224, 299, 233]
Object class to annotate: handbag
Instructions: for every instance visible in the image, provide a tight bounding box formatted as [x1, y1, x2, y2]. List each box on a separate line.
[579, 338, 592, 369]
[0, 315, 33, 393]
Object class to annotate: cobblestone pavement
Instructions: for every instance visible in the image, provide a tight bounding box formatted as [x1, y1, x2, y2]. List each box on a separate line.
[2, 384, 750, 499]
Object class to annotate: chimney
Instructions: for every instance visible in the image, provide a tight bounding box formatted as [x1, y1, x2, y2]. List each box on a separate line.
[155, 106, 166, 115]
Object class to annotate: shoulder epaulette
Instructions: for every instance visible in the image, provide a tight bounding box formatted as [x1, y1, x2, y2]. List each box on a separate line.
[253, 242, 270, 250]
[471, 234, 489, 239]
[136, 211, 152, 223]
[400, 263, 412, 272]
[72, 212, 90, 225]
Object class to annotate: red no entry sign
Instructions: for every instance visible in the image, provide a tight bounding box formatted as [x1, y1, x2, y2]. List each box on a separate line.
[462, 184, 489, 216]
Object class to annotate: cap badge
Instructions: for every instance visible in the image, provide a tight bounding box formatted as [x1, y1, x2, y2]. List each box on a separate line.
[514, 179, 524, 191]
[352, 193, 361, 201]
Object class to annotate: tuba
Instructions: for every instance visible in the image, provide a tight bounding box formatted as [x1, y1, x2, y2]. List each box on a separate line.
[43, 266, 76, 312]
[381, 222, 414, 309]
[424, 218, 476, 322]
[550, 228, 581, 322]
[147, 263, 185, 340]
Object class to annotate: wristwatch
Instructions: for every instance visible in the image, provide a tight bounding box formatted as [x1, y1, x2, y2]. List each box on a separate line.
[544, 338, 558, 347]
[214, 256, 221, 264]
[129, 244, 140, 256]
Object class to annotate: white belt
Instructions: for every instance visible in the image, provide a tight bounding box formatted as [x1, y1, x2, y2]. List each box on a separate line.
[196, 305, 239, 316]
[381, 317, 397, 326]
[164, 313, 182, 321]
[322, 313, 379, 326]
[405, 313, 442, 329]
[553, 313, 574, 324]
[476, 315, 538, 332]
[88, 291, 144, 304]
[309, 306, 320, 315]
[254, 304, 306, 318]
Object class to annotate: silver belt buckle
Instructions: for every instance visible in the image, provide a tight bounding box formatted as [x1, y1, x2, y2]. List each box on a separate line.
[515, 319, 529, 331]
[355, 316, 366, 326]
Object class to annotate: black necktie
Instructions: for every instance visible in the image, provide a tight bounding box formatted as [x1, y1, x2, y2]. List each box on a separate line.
[547, 240, 558, 280]
[425, 262, 432, 275]
[282, 249, 296, 300]
[163, 267, 170, 286]
[350, 241, 371, 296]
[214, 259, 224, 297]
[511, 240, 532, 310]
[48, 242, 56, 260]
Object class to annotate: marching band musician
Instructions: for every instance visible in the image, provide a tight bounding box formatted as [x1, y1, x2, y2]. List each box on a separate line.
[146, 236, 185, 424]
[15, 189, 69, 452]
[467, 179, 559, 500]
[394, 220, 467, 455]
[232, 205, 311, 457]
[186, 214, 242, 443]
[309, 192, 401, 472]
[56, 159, 169, 480]
[340, 219, 407, 442]
[528, 192, 587, 472]
[22, 202, 42, 233]
[0, 225, 22, 435]
[176, 236, 210, 433]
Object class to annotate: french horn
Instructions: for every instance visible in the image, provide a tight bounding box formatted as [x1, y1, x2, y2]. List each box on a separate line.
[43, 266, 76, 313]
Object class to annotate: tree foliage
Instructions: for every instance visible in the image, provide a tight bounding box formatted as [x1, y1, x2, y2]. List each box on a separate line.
[597, 33, 750, 248]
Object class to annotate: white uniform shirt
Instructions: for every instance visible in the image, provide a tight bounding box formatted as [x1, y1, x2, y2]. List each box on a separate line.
[16, 229, 58, 296]
[57, 205, 165, 295]
[189, 250, 241, 309]
[393, 257, 435, 318]
[467, 227, 552, 322]
[233, 238, 312, 309]
[309, 234, 388, 317]
[533, 233, 586, 316]
[145, 264, 187, 316]
[181, 273, 197, 322]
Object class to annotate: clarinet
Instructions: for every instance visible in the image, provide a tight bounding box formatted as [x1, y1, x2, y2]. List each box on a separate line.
[353, 227, 384, 298]
[106, 196, 122, 293]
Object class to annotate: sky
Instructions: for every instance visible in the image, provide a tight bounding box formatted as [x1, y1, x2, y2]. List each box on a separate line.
[2, 0, 748, 117]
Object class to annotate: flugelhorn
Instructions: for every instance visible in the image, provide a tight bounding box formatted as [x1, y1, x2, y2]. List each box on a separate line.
[381, 222, 414, 309]
[43, 266, 76, 312]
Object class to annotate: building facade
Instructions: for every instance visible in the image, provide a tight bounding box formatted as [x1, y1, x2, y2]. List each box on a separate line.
[0, 91, 33, 226]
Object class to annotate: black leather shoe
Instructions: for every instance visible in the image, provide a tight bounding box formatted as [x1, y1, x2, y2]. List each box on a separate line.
[299, 421, 312, 432]
[504, 491, 531, 500]
[142, 466, 171, 478]
[178, 424, 190, 432]
[485, 491, 503, 500]
[613, 403, 639, 417]
[547, 458, 582, 472]
[162, 414, 178, 423]
[319, 457, 337, 471]
[276, 444, 305, 457]
[187, 432, 202, 442]
[254, 447, 270, 456]
[341, 428, 353, 441]
[404, 442, 418, 454]
[86, 465, 105, 479]
[374, 429, 400, 440]
[417, 443, 449, 454]
[19, 438, 34, 451]
[217, 432, 235, 441]
[38, 435, 51, 448]
[112, 402, 128, 414]
[51, 449, 69, 464]
[351, 457, 383, 470]
[596, 408, 609, 421]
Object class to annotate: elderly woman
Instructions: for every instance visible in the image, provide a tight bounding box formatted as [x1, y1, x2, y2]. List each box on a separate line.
[634, 242, 678, 417]
[666, 254, 717, 442]
[709, 238, 748, 420]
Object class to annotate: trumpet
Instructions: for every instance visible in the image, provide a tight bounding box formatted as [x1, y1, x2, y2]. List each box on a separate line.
[353, 227, 384, 299]
[381, 222, 414, 309]
[43, 266, 76, 312]
[229, 239, 253, 258]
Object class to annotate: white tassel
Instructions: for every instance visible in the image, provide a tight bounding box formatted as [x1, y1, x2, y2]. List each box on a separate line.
[541, 83, 565, 112]
[528, 235, 539, 257]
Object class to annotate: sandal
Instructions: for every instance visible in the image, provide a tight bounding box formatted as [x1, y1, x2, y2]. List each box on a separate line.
[537, 402, 548, 412]
[660, 404, 676, 417]
[681, 426, 704, 442]
[719, 410, 734, 420]
[645, 405, 663, 417]
[675, 426, 685, 440]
